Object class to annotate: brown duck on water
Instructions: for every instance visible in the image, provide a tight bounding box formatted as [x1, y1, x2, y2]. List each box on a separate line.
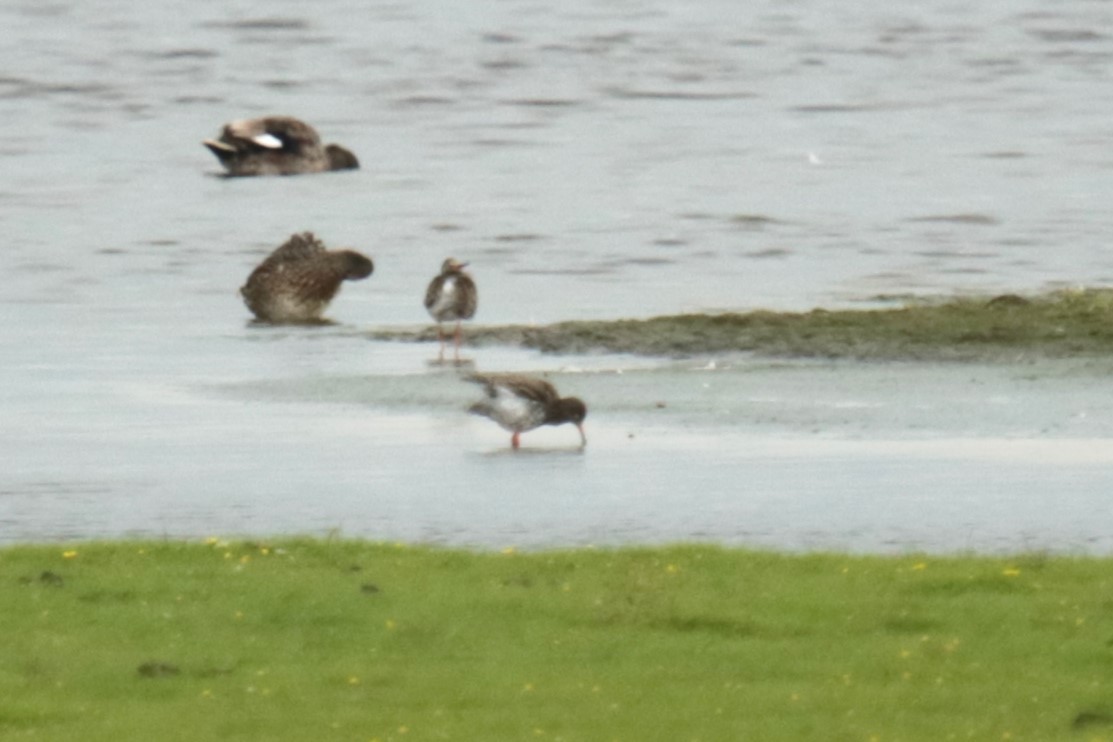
[203, 116, 359, 176]
[240, 233, 373, 323]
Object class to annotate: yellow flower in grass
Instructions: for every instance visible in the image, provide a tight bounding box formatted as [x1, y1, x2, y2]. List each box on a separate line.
[62, 550, 77, 559]
[1002, 567, 1021, 577]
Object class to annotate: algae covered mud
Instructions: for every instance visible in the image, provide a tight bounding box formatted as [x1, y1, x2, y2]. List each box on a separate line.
[373, 289, 1113, 361]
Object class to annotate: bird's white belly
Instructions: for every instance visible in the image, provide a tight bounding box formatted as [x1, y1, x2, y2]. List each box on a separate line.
[485, 388, 546, 432]
[430, 278, 461, 320]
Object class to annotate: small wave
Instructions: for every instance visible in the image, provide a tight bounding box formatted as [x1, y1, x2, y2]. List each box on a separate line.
[510, 267, 614, 276]
[604, 87, 755, 101]
[501, 98, 580, 108]
[480, 59, 529, 71]
[745, 248, 792, 259]
[1028, 29, 1107, 43]
[201, 18, 311, 31]
[174, 95, 224, 104]
[730, 214, 787, 229]
[906, 214, 1000, 226]
[392, 94, 456, 108]
[0, 77, 119, 100]
[481, 33, 521, 45]
[493, 233, 544, 243]
[142, 48, 219, 60]
[262, 79, 304, 90]
[916, 249, 998, 259]
[790, 103, 877, 114]
[471, 138, 542, 148]
[622, 257, 675, 266]
[0, 481, 112, 498]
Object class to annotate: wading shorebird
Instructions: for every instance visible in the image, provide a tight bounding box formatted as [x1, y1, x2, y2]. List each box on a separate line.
[203, 116, 359, 176]
[424, 257, 478, 363]
[240, 232, 373, 323]
[466, 373, 587, 450]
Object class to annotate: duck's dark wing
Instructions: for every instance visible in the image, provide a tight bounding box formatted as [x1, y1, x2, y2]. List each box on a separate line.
[256, 232, 327, 270]
[224, 117, 321, 153]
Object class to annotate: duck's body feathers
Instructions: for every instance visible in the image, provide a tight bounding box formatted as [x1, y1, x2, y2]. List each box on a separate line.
[203, 116, 359, 176]
[240, 232, 373, 323]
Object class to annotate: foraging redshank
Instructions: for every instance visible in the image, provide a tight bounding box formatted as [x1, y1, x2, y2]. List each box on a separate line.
[466, 373, 587, 449]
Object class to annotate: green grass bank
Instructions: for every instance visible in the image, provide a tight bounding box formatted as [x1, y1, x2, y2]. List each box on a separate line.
[3, 540, 1113, 741]
[372, 288, 1113, 360]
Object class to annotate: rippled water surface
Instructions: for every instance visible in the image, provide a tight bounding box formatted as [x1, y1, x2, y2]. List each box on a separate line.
[4, 0, 1113, 552]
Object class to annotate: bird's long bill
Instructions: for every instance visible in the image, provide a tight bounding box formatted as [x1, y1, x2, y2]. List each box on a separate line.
[576, 424, 587, 447]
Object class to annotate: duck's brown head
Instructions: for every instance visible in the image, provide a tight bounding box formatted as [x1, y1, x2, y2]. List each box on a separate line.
[337, 250, 374, 280]
[325, 144, 360, 171]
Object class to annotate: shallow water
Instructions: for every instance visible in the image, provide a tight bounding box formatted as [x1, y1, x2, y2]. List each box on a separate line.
[3, 0, 1113, 552]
